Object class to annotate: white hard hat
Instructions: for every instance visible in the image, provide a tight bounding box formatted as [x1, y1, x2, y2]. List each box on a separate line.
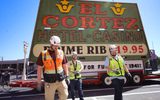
[109, 44, 117, 51]
[50, 35, 61, 45]
[72, 51, 77, 56]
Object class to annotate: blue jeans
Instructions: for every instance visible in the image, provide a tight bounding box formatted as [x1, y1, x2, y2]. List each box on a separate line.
[70, 79, 84, 100]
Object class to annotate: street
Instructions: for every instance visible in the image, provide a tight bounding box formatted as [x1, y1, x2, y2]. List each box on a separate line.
[0, 79, 160, 100]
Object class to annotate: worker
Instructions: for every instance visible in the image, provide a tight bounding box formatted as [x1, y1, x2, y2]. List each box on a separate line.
[104, 44, 131, 100]
[68, 51, 84, 100]
[2, 70, 10, 85]
[150, 50, 158, 71]
[36, 35, 69, 100]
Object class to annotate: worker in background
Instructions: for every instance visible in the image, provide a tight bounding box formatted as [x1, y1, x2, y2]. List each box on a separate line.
[150, 50, 158, 71]
[2, 70, 10, 85]
[0, 70, 2, 83]
[68, 51, 84, 100]
[104, 44, 131, 100]
[36, 35, 69, 100]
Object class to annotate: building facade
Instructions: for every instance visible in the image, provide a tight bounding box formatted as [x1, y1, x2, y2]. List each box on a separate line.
[0, 58, 35, 75]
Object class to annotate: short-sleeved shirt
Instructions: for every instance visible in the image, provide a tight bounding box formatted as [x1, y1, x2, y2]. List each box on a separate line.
[36, 49, 68, 66]
[104, 57, 109, 67]
[104, 55, 125, 67]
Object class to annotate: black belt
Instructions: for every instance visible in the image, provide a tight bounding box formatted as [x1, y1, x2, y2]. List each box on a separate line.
[71, 78, 81, 80]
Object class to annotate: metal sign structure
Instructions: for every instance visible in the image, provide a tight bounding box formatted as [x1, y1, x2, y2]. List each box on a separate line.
[29, 0, 150, 62]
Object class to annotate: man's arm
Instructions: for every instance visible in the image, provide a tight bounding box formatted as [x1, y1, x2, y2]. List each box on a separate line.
[124, 65, 129, 73]
[124, 64, 132, 77]
[36, 52, 43, 83]
[79, 61, 84, 72]
[121, 56, 131, 77]
[62, 54, 69, 76]
[106, 66, 112, 73]
[36, 65, 43, 92]
[63, 64, 69, 76]
[37, 65, 42, 83]
[104, 57, 111, 73]
[121, 56, 130, 74]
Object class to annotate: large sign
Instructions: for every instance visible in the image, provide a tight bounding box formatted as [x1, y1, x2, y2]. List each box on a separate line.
[29, 0, 149, 62]
[81, 60, 143, 77]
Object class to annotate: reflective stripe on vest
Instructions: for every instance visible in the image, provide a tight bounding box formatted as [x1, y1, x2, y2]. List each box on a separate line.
[42, 49, 63, 74]
[69, 60, 82, 80]
[108, 55, 125, 77]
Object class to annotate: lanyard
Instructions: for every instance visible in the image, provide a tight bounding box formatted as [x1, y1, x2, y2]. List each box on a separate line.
[72, 60, 77, 79]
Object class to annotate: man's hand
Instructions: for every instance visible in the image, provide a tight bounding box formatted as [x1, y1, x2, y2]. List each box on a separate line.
[65, 76, 70, 85]
[74, 71, 79, 74]
[127, 72, 132, 78]
[112, 69, 120, 74]
[36, 80, 42, 92]
[74, 71, 80, 76]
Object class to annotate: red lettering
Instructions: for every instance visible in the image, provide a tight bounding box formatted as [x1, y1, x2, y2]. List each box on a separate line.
[112, 18, 124, 29]
[79, 3, 92, 14]
[96, 17, 110, 29]
[42, 15, 139, 31]
[80, 16, 95, 28]
[62, 16, 78, 28]
[126, 18, 138, 29]
[95, 4, 107, 15]
[42, 16, 59, 28]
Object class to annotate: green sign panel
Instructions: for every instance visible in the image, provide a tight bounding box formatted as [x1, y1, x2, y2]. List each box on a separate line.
[29, 0, 149, 62]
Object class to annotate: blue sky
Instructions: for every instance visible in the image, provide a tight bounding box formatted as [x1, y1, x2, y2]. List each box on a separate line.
[0, 0, 160, 60]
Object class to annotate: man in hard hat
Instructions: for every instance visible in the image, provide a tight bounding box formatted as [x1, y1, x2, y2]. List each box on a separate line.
[36, 35, 69, 100]
[68, 51, 84, 100]
[104, 44, 131, 100]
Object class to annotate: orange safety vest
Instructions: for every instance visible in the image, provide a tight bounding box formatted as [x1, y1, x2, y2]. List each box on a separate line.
[41, 49, 64, 74]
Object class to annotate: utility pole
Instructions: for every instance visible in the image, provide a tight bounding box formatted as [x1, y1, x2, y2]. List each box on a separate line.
[22, 41, 28, 80]
[0, 56, 3, 70]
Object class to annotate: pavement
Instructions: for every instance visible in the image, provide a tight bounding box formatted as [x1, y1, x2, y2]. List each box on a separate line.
[0, 74, 37, 95]
[0, 86, 33, 95]
[1, 85, 160, 100]
[0, 69, 160, 99]
[152, 70, 160, 75]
